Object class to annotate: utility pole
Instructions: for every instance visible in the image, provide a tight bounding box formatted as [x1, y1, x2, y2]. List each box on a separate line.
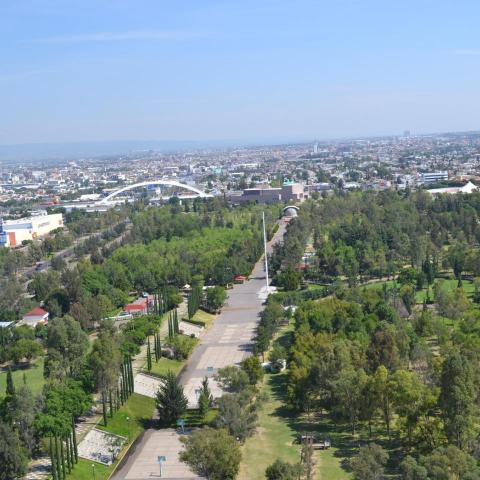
[262, 211, 269, 292]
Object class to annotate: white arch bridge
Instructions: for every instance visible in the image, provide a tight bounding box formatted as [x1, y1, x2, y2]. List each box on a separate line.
[99, 180, 212, 204]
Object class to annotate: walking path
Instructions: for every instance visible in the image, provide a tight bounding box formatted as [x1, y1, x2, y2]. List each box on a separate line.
[111, 219, 288, 480]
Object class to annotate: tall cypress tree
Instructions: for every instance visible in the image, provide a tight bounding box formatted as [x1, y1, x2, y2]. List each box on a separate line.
[6, 367, 14, 396]
[65, 435, 71, 473]
[128, 357, 134, 394]
[102, 391, 108, 426]
[168, 314, 173, 338]
[60, 435, 66, 480]
[71, 417, 78, 463]
[147, 338, 152, 371]
[50, 436, 58, 480]
[55, 435, 62, 480]
[174, 309, 179, 334]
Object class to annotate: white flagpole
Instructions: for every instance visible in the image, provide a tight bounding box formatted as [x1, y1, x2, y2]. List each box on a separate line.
[262, 211, 269, 291]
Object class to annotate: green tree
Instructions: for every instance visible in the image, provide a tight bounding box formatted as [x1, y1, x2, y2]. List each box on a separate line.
[277, 267, 301, 291]
[0, 419, 28, 480]
[399, 456, 428, 480]
[372, 366, 392, 439]
[350, 443, 388, 480]
[390, 370, 436, 447]
[5, 367, 14, 396]
[448, 243, 467, 280]
[439, 353, 477, 450]
[420, 445, 480, 479]
[156, 371, 188, 425]
[46, 316, 89, 376]
[215, 366, 249, 393]
[265, 459, 302, 480]
[198, 377, 213, 419]
[204, 286, 227, 312]
[8, 385, 37, 454]
[180, 427, 241, 480]
[241, 356, 264, 385]
[28, 270, 60, 302]
[215, 391, 258, 442]
[333, 367, 368, 436]
[88, 332, 121, 426]
[8, 339, 43, 365]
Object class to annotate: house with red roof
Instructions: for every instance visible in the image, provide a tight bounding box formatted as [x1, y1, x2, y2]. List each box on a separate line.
[123, 303, 148, 316]
[22, 307, 49, 326]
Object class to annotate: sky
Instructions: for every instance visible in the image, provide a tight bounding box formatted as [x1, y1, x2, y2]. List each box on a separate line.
[2, 0, 480, 147]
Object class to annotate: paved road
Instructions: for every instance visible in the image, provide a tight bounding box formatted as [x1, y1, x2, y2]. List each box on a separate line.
[180, 219, 287, 406]
[111, 219, 288, 480]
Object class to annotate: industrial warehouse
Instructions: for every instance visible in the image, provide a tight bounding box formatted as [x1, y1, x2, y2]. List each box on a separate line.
[0, 211, 63, 247]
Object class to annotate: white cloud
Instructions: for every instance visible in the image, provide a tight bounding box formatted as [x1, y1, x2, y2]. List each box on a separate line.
[30, 30, 206, 44]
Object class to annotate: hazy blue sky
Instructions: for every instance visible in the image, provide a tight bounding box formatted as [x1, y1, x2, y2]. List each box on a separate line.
[1, 0, 480, 146]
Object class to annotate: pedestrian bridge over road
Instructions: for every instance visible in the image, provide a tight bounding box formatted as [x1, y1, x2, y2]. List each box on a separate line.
[99, 180, 212, 204]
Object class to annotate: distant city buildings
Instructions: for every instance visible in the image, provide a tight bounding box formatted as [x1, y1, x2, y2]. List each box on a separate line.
[236, 182, 308, 204]
[2, 132, 480, 217]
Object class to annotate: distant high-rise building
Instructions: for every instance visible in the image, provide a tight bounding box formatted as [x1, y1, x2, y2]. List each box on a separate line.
[403, 130, 411, 137]
[313, 142, 319, 154]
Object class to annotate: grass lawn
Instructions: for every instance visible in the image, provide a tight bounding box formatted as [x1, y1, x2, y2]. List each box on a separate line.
[189, 309, 216, 327]
[97, 393, 155, 441]
[182, 408, 216, 428]
[416, 278, 474, 303]
[66, 459, 111, 480]
[0, 357, 45, 398]
[146, 357, 185, 378]
[363, 279, 396, 292]
[239, 373, 352, 480]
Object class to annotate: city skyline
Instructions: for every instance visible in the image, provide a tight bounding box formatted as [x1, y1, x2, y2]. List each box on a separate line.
[2, 0, 480, 148]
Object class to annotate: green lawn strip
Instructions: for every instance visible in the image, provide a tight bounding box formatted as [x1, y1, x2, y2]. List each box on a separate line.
[416, 278, 474, 303]
[0, 357, 45, 398]
[239, 373, 302, 480]
[181, 408, 216, 428]
[240, 373, 353, 480]
[66, 459, 111, 480]
[189, 309, 216, 327]
[97, 393, 155, 442]
[363, 280, 396, 291]
[145, 357, 185, 378]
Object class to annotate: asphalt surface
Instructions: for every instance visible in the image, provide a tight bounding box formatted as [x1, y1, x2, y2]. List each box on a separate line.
[111, 219, 288, 480]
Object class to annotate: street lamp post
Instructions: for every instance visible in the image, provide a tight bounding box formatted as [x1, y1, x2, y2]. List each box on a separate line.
[91, 463, 96, 480]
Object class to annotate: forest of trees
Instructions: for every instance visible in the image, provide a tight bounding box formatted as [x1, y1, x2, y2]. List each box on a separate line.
[263, 190, 480, 479]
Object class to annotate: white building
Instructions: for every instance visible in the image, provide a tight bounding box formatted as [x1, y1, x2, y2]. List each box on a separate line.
[428, 181, 478, 196]
[0, 211, 63, 247]
[421, 171, 448, 184]
[22, 307, 49, 326]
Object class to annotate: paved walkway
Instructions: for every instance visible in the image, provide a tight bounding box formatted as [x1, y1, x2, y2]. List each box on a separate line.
[111, 219, 287, 480]
[122, 429, 202, 480]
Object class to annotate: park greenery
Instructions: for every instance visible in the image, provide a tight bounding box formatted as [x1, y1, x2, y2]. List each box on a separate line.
[0, 199, 279, 479]
[10, 187, 480, 478]
[248, 189, 480, 479]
